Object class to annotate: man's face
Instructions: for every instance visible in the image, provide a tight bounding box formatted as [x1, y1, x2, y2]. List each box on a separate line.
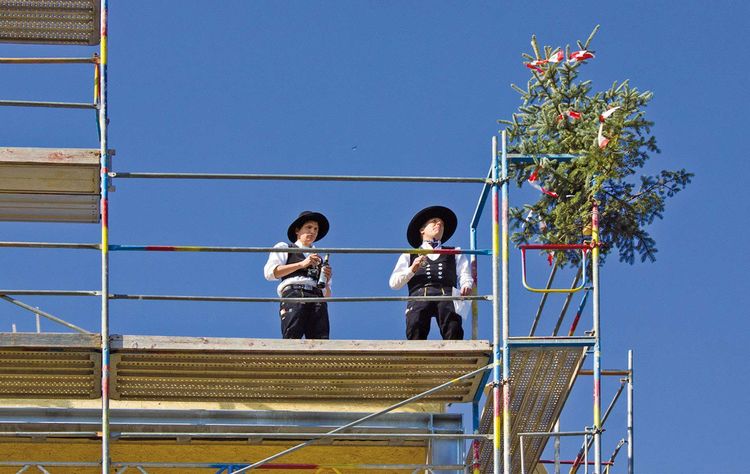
[295, 220, 319, 245]
[420, 217, 445, 242]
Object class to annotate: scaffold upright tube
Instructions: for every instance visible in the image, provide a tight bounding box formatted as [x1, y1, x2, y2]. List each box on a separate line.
[500, 132, 511, 474]
[592, 201, 603, 473]
[98, 1, 111, 472]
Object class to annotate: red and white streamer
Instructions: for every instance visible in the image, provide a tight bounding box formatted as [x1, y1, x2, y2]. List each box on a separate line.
[597, 123, 610, 149]
[524, 50, 565, 73]
[528, 168, 559, 198]
[599, 106, 620, 122]
[548, 50, 565, 63]
[569, 50, 595, 62]
[525, 59, 547, 73]
[525, 49, 594, 72]
[597, 106, 620, 149]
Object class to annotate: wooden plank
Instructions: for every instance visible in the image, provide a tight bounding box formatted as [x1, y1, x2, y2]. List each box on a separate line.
[0, 193, 99, 207]
[0, 333, 100, 349]
[0, 148, 102, 166]
[111, 335, 491, 353]
[0, 193, 99, 222]
[0, 164, 99, 193]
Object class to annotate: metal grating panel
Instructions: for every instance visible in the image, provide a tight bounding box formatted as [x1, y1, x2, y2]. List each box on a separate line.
[0, 0, 100, 45]
[111, 348, 490, 403]
[0, 348, 101, 398]
[0, 334, 490, 404]
[473, 346, 585, 473]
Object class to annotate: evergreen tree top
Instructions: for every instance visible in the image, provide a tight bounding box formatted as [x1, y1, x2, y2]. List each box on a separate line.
[500, 26, 692, 266]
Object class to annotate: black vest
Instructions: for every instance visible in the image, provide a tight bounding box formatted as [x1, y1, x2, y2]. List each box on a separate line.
[282, 244, 320, 281]
[407, 247, 457, 294]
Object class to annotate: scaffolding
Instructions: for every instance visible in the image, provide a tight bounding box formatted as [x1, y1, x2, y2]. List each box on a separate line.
[0, 3, 635, 473]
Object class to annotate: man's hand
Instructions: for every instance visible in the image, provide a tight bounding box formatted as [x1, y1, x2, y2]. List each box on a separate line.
[460, 286, 473, 296]
[409, 255, 426, 273]
[301, 253, 322, 268]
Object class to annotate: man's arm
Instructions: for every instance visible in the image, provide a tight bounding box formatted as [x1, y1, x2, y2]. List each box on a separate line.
[272, 253, 321, 279]
[389, 253, 425, 290]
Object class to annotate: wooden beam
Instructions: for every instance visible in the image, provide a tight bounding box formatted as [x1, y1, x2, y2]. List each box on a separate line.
[110, 335, 491, 353]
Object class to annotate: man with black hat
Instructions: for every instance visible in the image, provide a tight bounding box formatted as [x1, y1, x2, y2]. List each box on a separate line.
[264, 211, 333, 339]
[389, 206, 473, 340]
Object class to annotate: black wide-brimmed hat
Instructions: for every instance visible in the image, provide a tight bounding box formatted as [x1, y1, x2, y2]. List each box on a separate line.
[406, 206, 457, 248]
[287, 211, 329, 242]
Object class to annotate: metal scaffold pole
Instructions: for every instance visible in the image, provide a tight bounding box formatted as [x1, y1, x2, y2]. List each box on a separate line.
[500, 131, 511, 474]
[98, 0, 111, 472]
[592, 201, 602, 473]
[490, 135, 502, 474]
[628, 349, 634, 474]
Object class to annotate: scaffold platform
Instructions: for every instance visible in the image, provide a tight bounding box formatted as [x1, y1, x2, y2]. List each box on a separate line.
[0, 332, 488, 472]
[0, 147, 104, 223]
[0, 333, 491, 407]
[473, 346, 586, 473]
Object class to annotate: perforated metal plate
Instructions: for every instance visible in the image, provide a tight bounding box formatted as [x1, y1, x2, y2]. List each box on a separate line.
[0, 0, 100, 45]
[0, 348, 101, 398]
[0, 334, 491, 404]
[110, 337, 491, 403]
[473, 346, 586, 473]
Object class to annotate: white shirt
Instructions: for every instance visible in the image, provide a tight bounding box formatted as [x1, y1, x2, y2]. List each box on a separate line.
[264, 240, 325, 296]
[389, 241, 473, 291]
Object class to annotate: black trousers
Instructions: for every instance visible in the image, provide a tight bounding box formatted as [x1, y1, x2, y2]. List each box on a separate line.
[279, 287, 330, 339]
[406, 286, 464, 340]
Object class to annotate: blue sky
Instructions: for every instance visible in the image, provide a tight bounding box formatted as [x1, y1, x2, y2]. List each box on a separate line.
[1, 1, 748, 472]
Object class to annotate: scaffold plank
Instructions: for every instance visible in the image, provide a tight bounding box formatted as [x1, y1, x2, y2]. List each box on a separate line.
[0, 333, 491, 405]
[473, 346, 586, 473]
[0, 193, 99, 222]
[0, 0, 101, 46]
[0, 147, 104, 223]
[111, 336, 490, 403]
[0, 147, 100, 193]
